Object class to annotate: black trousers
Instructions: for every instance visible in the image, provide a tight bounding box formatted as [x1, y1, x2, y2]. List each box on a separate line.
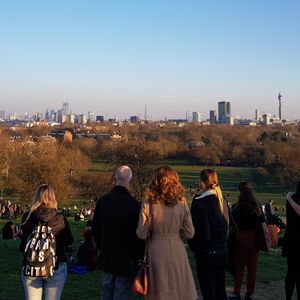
[195, 252, 228, 300]
[286, 254, 300, 300]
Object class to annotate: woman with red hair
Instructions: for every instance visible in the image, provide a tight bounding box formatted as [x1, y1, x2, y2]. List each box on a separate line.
[136, 166, 197, 300]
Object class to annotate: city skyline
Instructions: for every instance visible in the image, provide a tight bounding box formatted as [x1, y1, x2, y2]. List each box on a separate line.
[0, 1, 300, 119]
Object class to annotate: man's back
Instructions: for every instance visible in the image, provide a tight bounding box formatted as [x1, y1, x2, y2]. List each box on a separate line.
[92, 185, 143, 276]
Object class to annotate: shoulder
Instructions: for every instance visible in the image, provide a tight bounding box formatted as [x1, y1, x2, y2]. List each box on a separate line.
[193, 191, 218, 205]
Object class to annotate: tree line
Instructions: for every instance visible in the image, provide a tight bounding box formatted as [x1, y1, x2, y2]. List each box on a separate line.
[1, 123, 300, 204]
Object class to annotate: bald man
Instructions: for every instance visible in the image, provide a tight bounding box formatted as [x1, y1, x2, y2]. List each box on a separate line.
[92, 166, 144, 300]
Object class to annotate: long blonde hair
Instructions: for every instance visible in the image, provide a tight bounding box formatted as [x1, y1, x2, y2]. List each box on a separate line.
[200, 169, 229, 224]
[22, 184, 57, 224]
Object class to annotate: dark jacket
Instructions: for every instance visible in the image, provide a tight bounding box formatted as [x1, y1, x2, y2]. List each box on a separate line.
[188, 191, 228, 254]
[20, 208, 73, 263]
[231, 203, 265, 231]
[283, 194, 300, 256]
[92, 185, 144, 276]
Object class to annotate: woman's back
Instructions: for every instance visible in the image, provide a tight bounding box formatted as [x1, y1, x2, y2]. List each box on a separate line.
[136, 199, 197, 300]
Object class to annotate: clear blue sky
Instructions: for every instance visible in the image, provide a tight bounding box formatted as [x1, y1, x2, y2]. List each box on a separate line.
[0, 0, 299, 119]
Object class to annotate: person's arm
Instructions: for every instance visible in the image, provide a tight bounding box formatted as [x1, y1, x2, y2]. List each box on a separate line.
[92, 198, 102, 248]
[187, 199, 210, 251]
[136, 199, 150, 240]
[130, 200, 145, 260]
[19, 212, 35, 252]
[180, 200, 195, 240]
[61, 216, 73, 246]
[286, 192, 300, 216]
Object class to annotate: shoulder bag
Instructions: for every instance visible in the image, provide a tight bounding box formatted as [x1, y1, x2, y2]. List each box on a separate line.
[132, 201, 153, 296]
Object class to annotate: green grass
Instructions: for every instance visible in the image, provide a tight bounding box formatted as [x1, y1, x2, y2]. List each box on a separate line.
[0, 161, 291, 299]
[0, 216, 288, 300]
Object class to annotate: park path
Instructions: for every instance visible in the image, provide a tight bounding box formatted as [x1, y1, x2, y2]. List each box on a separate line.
[197, 280, 297, 300]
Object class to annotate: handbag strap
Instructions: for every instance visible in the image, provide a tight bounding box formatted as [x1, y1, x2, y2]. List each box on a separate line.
[145, 200, 154, 256]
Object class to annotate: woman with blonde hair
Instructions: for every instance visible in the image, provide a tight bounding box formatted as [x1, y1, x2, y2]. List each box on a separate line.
[136, 166, 197, 300]
[20, 184, 73, 300]
[188, 168, 229, 300]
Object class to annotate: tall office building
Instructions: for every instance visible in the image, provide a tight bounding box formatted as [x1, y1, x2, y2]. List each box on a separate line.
[218, 101, 231, 124]
[130, 116, 139, 123]
[61, 102, 70, 115]
[263, 114, 272, 126]
[68, 114, 75, 124]
[0, 110, 5, 119]
[209, 110, 217, 124]
[255, 109, 262, 121]
[192, 112, 202, 123]
[45, 109, 50, 122]
[49, 109, 56, 122]
[96, 116, 104, 122]
[88, 111, 95, 122]
[78, 114, 87, 125]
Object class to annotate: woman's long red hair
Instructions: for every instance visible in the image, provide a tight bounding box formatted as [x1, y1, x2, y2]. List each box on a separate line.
[146, 166, 185, 206]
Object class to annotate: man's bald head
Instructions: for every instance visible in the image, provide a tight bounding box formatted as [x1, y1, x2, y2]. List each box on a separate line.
[115, 166, 132, 188]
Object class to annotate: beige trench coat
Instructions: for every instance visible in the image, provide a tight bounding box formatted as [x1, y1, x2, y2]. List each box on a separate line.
[136, 199, 198, 300]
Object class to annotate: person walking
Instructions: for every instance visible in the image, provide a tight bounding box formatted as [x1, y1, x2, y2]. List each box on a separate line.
[136, 166, 197, 300]
[230, 182, 265, 300]
[188, 168, 229, 300]
[284, 180, 300, 300]
[20, 184, 73, 300]
[92, 166, 144, 300]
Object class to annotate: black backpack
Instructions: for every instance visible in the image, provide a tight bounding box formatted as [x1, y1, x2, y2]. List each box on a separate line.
[22, 222, 57, 278]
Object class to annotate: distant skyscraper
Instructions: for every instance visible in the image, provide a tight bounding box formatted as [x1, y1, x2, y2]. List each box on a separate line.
[78, 114, 87, 125]
[209, 110, 217, 124]
[45, 109, 50, 122]
[61, 102, 69, 115]
[0, 110, 5, 119]
[49, 109, 56, 122]
[144, 104, 148, 121]
[88, 111, 95, 122]
[96, 116, 104, 122]
[37, 112, 44, 121]
[130, 116, 139, 123]
[68, 114, 75, 124]
[255, 109, 262, 121]
[263, 114, 272, 126]
[218, 101, 231, 124]
[192, 112, 202, 122]
[278, 93, 282, 120]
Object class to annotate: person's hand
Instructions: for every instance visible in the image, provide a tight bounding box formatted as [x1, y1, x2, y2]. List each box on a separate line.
[286, 192, 295, 202]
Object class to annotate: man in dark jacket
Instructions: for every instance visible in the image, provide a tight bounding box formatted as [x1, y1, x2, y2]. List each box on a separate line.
[92, 165, 144, 300]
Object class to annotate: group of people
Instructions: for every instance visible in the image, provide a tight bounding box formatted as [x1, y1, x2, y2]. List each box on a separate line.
[16, 165, 300, 300]
[0, 198, 23, 219]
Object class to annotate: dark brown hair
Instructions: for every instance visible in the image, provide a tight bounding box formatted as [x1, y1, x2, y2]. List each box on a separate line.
[238, 181, 262, 215]
[146, 166, 185, 206]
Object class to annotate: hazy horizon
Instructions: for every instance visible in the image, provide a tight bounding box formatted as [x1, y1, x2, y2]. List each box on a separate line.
[1, 1, 299, 120]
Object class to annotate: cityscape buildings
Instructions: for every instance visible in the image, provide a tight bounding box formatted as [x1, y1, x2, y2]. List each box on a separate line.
[0, 96, 294, 128]
[209, 110, 217, 124]
[218, 101, 231, 124]
[192, 112, 202, 123]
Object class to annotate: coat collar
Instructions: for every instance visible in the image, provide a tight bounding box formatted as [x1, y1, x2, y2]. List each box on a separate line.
[195, 190, 215, 200]
[112, 185, 131, 194]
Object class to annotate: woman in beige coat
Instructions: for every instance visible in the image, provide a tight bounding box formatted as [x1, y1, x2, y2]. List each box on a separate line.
[136, 166, 198, 300]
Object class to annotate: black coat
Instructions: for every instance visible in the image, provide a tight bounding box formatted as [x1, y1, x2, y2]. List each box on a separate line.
[92, 185, 144, 276]
[188, 192, 228, 254]
[20, 208, 73, 263]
